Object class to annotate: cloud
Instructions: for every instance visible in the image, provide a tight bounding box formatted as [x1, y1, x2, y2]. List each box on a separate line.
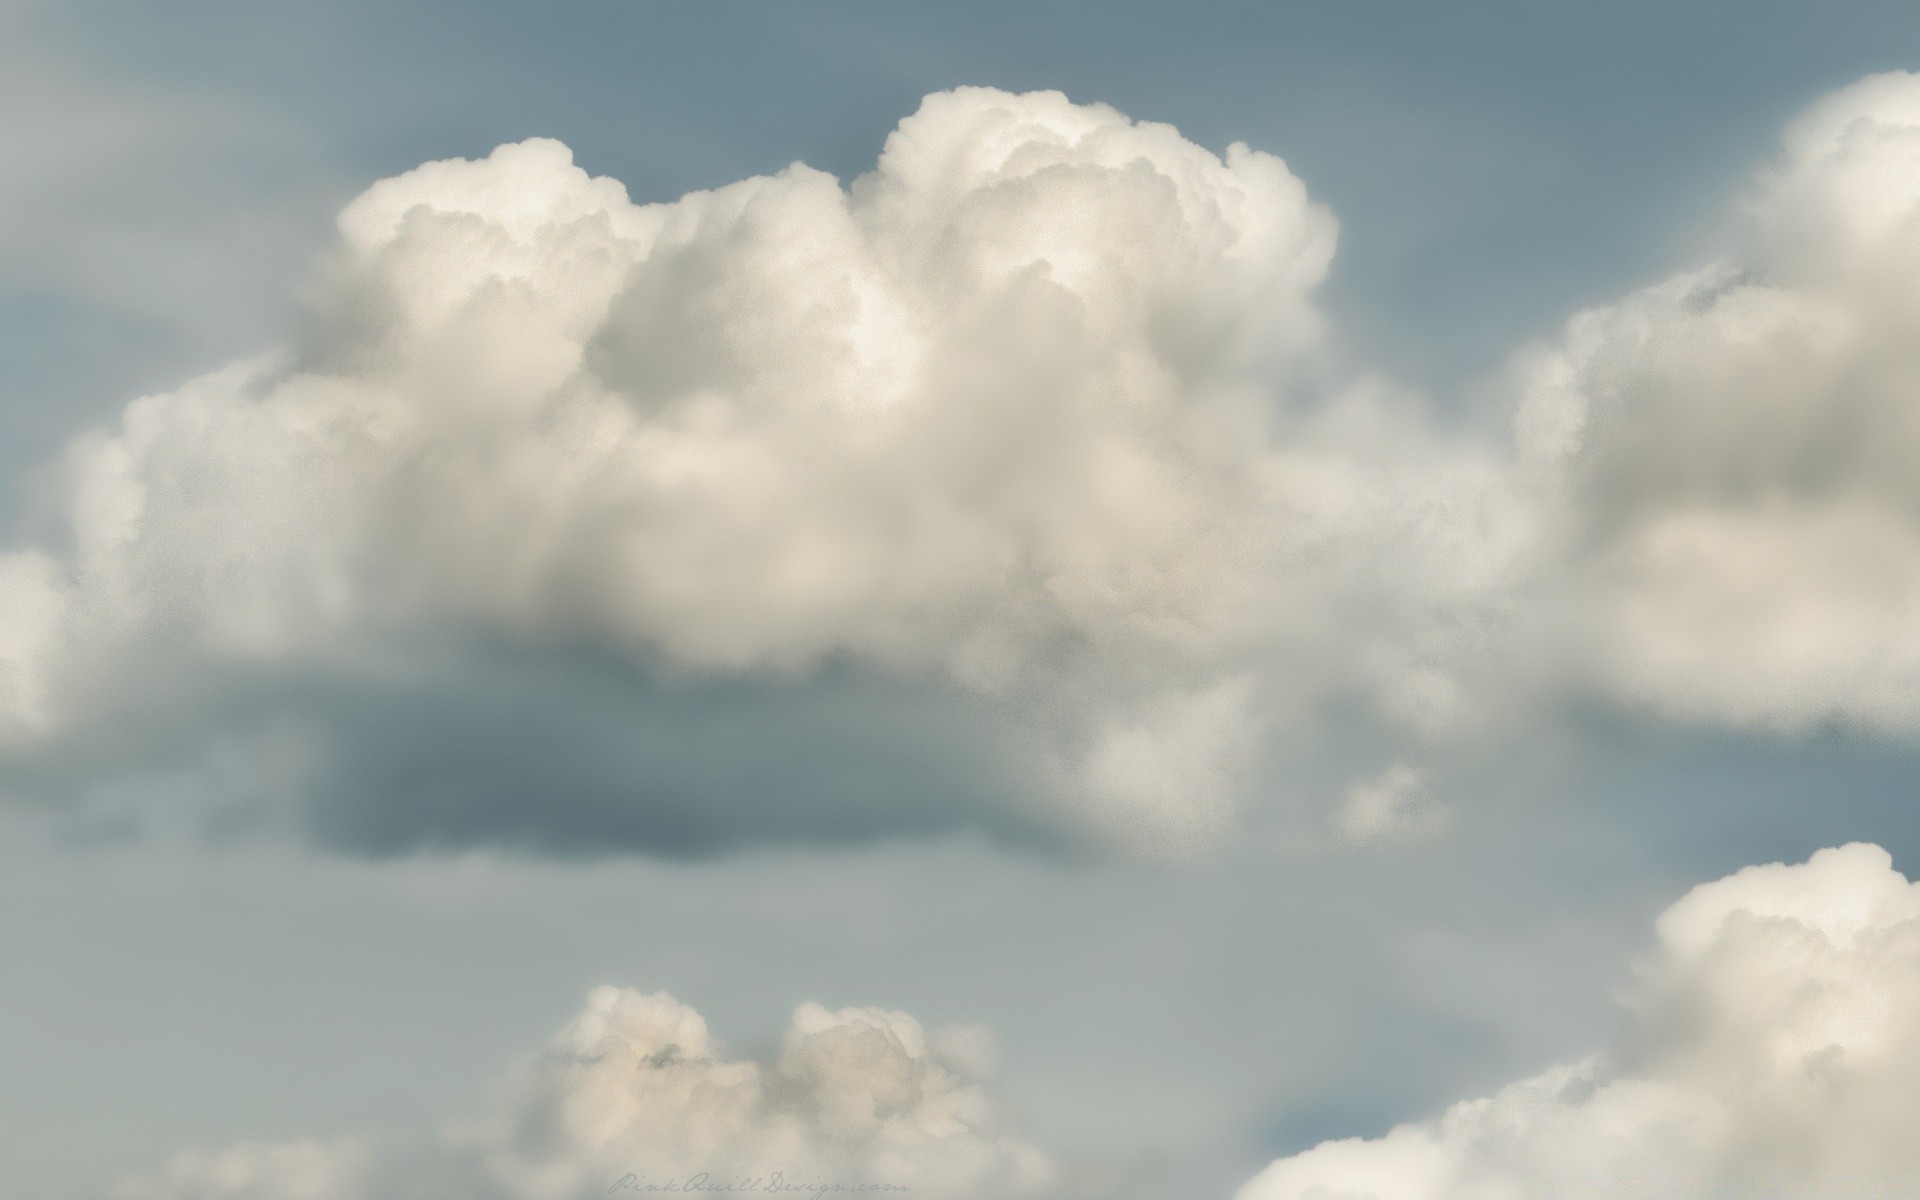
[1330, 763, 1448, 846]
[15, 70, 1920, 861]
[1238, 842, 1920, 1199]
[1515, 70, 1920, 734]
[108, 987, 1052, 1200]
[0, 85, 1516, 859]
[105, 844, 1920, 1200]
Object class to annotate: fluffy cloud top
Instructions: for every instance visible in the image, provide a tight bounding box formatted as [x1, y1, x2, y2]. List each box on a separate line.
[109, 987, 1051, 1200]
[1518, 70, 1920, 733]
[11, 70, 1920, 859]
[0, 85, 1517, 858]
[1239, 842, 1920, 1199]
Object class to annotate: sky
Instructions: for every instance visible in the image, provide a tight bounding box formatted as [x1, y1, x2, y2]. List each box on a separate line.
[8, 4, 1920, 1199]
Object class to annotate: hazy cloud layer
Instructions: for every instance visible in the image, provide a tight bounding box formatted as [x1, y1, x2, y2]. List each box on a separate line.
[108, 987, 1051, 1200]
[1240, 842, 1920, 1199]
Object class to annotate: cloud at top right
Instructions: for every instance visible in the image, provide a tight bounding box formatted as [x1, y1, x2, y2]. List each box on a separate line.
[1514, 70, 1920, 735]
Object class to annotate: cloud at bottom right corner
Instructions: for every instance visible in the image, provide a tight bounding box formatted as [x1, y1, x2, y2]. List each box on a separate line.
[1238, 840, 1920, 1200]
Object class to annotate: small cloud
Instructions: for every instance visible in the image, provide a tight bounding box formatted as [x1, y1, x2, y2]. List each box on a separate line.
[109, 987, 1054, 1200]
[1330, 763, 1450, 847]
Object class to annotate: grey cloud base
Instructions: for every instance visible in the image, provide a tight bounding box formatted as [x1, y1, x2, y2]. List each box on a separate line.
[2, 642, 1058, 857]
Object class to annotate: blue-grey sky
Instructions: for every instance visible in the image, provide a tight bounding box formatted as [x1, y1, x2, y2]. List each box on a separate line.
[8, 4, 1920, 1200]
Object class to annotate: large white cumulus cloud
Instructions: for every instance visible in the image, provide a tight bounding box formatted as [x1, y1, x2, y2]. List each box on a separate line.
[1239, 842, 1920, 1199]
[15, 71, 1920, 858]
[0, 86, 1513, 857]
[109, 987, 1052, 1200]
[1519, 70, 1920, 733]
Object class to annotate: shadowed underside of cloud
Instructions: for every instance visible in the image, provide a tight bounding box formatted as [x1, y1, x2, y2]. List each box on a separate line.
[108, 988, 1054, 1200]
[1240, 842, 1920, 1200]
[8, 73, 1920, 859]
[3, 640, 1056, 857]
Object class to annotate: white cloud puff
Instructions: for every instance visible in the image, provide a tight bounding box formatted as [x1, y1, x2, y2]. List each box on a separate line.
[1239, 842, 1920, 1199]
[109, 987, 1052, 1200]
[0, 86, 1517, 858]
[1330, 763, 1448, 846]
[1516, 70, 1920, 734]
[22, 70, 1920, 859]
[44, 87, 1335, 684]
